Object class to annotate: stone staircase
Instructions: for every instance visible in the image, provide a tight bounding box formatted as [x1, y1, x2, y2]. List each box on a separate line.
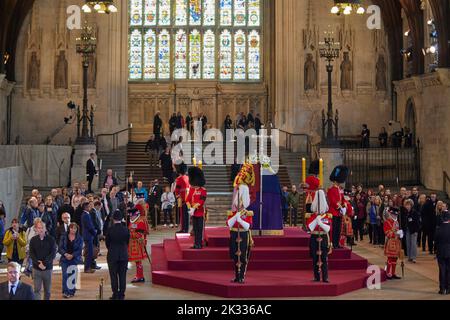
[126, 142, 164, 186]
[280, 147, 309, 187]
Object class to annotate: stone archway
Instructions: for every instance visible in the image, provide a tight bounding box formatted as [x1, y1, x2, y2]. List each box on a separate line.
[405, 97, 417, 143]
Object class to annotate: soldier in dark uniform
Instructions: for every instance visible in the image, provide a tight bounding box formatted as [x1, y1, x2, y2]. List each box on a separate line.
[105, 210, 130, 300]
[306, 190, 332, 283]
[228, 163, 255, 284]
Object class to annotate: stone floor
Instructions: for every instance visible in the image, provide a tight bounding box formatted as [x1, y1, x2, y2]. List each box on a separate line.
[0, 227, 449, 300]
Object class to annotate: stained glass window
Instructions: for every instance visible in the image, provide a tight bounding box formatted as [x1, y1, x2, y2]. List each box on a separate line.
[203, 30, 215, 79]
[248, 30, 260, 80]
[220, 30, 232, 80]
[128, 0, 263, 81]
[158, 29, 171, 79]
[220, 0, 232, 26]
[234, 0, 246, 27]
[158, 0, 171, 25]
[144, 0, 157, 26]
[143, 29, 157, 79]
[175, 0, 187, 25]
[174, 30, 187, 79]
[189, 30, 202, 79]
[129, 29, 143, 80]
[234, 30, 246, 80]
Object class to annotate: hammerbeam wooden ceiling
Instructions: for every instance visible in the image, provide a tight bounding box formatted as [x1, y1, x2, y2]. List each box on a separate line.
[0, 0, 449, 82]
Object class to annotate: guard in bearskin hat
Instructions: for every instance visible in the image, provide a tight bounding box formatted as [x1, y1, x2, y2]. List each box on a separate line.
[327, 165, 353, 249]
[227, 162, 255, 284]
[127, 201, 150, 283]
[305, 189, 333, 283]
[186, 166, 207, 249]
[174, 163, 190, 233]
[384, 207, 404, 280]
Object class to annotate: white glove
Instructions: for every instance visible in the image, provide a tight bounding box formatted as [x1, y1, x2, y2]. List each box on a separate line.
[340, 207, 347, 216]
[396, 230, 404, 239]
[189, 208, 195, 217]
[354, 215, 358, 220]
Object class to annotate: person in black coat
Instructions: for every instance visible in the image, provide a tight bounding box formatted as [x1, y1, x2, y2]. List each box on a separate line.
[57, 196, 75, 224]
[153, 111, 163, 138]
[435, 211, 450, 295]
[422, 194, 438, 254]
[0, 262, 35, 300]
[254, 114, 262, 135]
[105, 210, 130, 300]
[148, 180, 163, 228]
[86, 153, 97, 194]
[403, 199, 420, 262]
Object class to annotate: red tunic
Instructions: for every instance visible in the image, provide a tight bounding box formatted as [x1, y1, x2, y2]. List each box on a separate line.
[186, 187, 207, 217]
[175, 175, 190, 203]
[306, 213, 333, 234]
[227, 211, 253, 230]
[128, 217, 149, 262]
[327, 185, 353, 217]
[383, 218, 402, 258]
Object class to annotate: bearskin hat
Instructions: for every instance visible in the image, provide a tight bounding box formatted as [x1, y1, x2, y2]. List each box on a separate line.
[188, 166, 206, 187]
[308, 160, 320, 175]
[329, 165, 349, 184]
[176, 163, 188, 175]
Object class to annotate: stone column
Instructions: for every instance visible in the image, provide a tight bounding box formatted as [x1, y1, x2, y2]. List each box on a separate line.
[0, 74, 14, 144]
[319, 147, 344, 190]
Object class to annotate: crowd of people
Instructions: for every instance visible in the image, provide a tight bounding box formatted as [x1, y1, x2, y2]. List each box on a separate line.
[360, 124, 415, 148]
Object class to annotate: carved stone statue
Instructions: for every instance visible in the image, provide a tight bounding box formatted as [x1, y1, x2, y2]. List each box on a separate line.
[87, 54, 96, 89]
[340, 52, 352, 90]
[54, 50, 68, 89]
[376, 55, 387, 91]
[27, 51, 40, 89]
[304, 53, 316, 91]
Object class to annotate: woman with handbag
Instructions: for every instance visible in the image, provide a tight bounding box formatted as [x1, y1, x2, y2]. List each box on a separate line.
[59, 223, 83, 298]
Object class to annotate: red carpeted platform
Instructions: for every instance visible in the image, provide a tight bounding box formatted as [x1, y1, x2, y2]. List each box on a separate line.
[151, 227, 385, 298]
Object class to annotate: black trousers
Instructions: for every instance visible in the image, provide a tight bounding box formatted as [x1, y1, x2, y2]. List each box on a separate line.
[181, 204, 189, 233]
[368, 224, 380, 244]
[310, 234, 329, 281]
[108, 260, 128, 300]
[332, 216, 342, 248]
[192, 216, 204, 247]
[422, 228, 435, 253]
[87, 175, 94, 193]
[230, 231, 250, 280]
[438, 257, 450, 291]
[149, 206, 161, 228]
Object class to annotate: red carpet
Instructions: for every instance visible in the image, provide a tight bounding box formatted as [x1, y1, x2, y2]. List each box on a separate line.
[151, 227, 385, 298]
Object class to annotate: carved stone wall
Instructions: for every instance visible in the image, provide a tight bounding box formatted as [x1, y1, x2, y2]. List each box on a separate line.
[274, 0, 391, 141]
[128, 82, 267, 142]
[11, 0, 129, 145]
[394, 69, 450, 191]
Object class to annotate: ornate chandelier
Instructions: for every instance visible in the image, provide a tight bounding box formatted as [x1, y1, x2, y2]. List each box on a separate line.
[331, 0, 365, 15]
[82, 1, 118, 14]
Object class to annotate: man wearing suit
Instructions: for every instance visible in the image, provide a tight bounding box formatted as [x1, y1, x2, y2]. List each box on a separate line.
[56, 212, 71, 246]
[435, 211, 450, 295]
[105, 210, 130, 300]
[0, 262, 34, 300]
[86, 153, 98, 194]
[81, 202, 97, 273]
